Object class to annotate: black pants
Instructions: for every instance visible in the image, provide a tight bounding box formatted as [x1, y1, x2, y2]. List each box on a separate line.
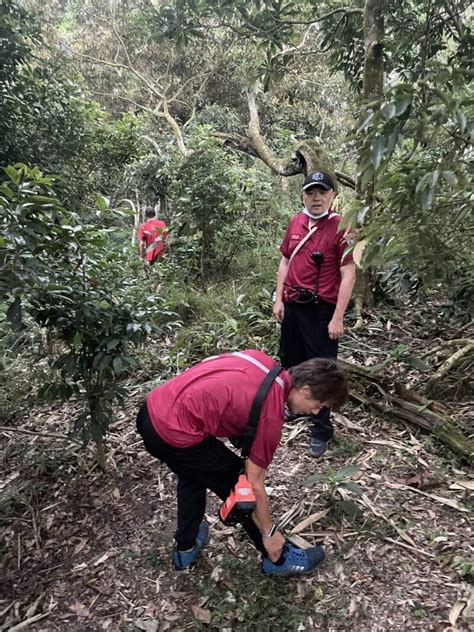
[136, 404, 266, 554]
[279, 300, 338, 442]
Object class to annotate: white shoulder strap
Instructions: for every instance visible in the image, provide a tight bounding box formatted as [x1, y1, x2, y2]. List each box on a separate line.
[288, 224, 318, 266]
[232, 352, 284, 389]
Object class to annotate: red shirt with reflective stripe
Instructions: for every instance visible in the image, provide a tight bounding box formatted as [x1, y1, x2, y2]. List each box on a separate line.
[138, 219, 168, 262]
[279, 211, 354, 304]
[146, 350, 291, 469]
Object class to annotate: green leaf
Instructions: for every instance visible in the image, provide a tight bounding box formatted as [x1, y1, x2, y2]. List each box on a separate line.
[381, 102, 396, 120]
[334, 463, 362, 481]
[420, 170, 439, 210]
[29, 195, 57, 204]
[96, 194, 110, 211]
[404, 355, 431, 371]
[370, 135, 385, 170]
[356, 110, 374, 133]
[360, 165, 375, 191]
[113, 357, 123, 374]
[394, 97, 411, 116]
[340, 482, 364, 495]
[357, 206, 370, 226]
[415, 172, 431, 194]
[335, 500, 363, 519]
[3, 165, 20, 184]
[338, 205, 358, 231]
[386, 123, 401, 156]
[73, 331, 82, 351]
[456, 110, 467, 134]
[303, 473, 326, 487]
[227, 318, 238, 332]
[0, 185, 14, 199]
[442, 170, 458, 186]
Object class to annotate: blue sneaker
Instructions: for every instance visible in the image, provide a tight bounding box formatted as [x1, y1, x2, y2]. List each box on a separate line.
[262, 543, 325, 576]
[172, 521, 209, 570]
[308, 438, 328, 458]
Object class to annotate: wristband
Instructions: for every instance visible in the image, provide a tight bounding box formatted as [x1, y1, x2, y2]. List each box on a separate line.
[262, 524, 277, 538]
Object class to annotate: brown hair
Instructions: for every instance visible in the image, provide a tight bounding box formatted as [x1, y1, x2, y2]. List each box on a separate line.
[289, 358, 348, 410]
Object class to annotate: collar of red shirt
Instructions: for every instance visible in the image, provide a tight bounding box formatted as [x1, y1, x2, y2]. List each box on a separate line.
[301, 211, 331, 231]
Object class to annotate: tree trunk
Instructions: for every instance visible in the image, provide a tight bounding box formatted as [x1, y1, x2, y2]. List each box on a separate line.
[95, 440, 106, 469]
[363, 0, 385, 102]
[353, 0, 385, 324]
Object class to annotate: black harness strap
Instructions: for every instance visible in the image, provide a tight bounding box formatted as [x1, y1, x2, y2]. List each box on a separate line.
[241, 364, 284, 458]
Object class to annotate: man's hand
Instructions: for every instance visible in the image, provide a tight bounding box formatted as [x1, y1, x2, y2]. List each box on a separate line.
[273, 299, 285, 323]
[262, 530, 286, 562]
[328, 316, 344, 339]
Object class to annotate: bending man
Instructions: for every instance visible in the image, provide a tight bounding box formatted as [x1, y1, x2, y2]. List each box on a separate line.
[136, 349, 348, 576]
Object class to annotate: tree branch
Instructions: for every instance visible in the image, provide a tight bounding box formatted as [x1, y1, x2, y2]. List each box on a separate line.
[274, 7, 364, 26]
[246, 90, 287, 174]
[424, 341, 473, 396]
[441, 0, 465, 40]
[70, 24, 191, 156]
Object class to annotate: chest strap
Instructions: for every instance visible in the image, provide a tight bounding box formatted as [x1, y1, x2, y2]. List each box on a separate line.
[231, 352, 284, 458]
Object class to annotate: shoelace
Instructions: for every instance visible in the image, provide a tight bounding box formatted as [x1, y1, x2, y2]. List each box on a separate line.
[286, 545, 308, 561]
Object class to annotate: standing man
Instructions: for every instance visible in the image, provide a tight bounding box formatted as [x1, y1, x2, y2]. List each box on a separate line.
[136, 349, 348, 576]
[273, 171, 356, 458]
[138, 206, 168, 266]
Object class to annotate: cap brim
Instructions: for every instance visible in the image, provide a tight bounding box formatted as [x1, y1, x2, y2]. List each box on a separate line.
[302, 183, 332, 192]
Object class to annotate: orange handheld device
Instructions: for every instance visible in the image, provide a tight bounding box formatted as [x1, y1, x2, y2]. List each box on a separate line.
[219, 474, 257, 525]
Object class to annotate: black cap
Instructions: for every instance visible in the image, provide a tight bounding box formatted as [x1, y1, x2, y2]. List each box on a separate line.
[302, 171, 335, 192]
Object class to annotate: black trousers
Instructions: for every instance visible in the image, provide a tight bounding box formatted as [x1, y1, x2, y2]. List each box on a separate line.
[136, 404, 266, 554]
[279, 300, 338, 442]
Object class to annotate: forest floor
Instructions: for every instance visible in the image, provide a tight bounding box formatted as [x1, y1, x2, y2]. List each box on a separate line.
[1, 303, 473, 632]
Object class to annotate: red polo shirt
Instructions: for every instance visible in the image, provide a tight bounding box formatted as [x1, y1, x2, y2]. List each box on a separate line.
[146, 350, 292, 469]
[138, 219, 168, 262]
[279, 211, 354, 304]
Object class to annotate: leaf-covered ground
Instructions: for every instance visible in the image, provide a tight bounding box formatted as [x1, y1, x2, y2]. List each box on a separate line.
[1, 308, 473, 631]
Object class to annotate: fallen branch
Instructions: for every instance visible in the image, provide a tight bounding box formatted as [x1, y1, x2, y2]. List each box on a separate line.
[424, 341, 473, 396]
[7, 608, 56, 632]
[337, 360, 474, 463]
[360, 494, 433, 558]
[382, 536, 434, 559]
[0, 426, 81, 444]
[385, 482, 468, 512]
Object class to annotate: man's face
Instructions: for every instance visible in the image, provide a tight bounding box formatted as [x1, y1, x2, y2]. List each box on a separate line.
[287, 386, 326, 416]
[302, 186, 335, 216]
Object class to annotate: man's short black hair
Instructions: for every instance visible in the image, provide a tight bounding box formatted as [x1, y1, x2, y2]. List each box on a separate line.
[144, 206, 155, 218]
[289, 358, 348, 409]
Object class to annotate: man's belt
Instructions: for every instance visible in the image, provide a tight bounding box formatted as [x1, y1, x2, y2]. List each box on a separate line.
[284, 283, 318, 304]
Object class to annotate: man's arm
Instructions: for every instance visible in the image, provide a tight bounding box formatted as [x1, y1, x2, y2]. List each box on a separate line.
[272, 256, 289, 323]
[139, 240, 146, 259]
[245, 459, 285, 562]
[328, 262, 356, 339]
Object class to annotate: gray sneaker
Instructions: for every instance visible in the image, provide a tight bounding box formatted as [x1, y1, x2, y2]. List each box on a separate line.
[308, 438, 328, 458]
